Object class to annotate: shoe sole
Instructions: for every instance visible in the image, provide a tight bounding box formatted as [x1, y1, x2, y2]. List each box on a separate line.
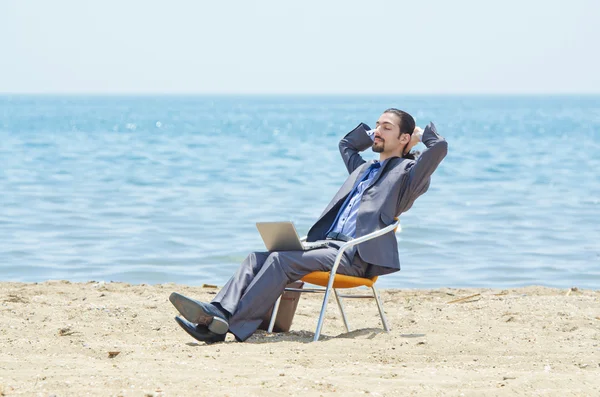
[169, 292, 229, 334]
[174, 317, 225, 344]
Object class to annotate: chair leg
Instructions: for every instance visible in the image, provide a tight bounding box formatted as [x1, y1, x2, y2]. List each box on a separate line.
[313, 283, 335, 342]
[334, 288, 351, 332]
[267, 295, 282, 333]
[372, 285, 390, 332]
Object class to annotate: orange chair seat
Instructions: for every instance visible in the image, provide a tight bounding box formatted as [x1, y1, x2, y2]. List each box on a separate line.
[301, 271, 378, 289]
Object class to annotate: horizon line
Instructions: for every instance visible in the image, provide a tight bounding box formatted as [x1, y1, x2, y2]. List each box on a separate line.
[1, 92, 599, 97]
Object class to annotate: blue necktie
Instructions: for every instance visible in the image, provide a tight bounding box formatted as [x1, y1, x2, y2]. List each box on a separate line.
[366, 161, 381, 180]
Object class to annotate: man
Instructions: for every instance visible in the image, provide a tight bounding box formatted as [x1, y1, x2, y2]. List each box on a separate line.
[170, 108, 448, 343]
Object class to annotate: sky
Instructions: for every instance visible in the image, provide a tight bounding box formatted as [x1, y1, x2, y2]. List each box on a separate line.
[1, 0, 598, 94]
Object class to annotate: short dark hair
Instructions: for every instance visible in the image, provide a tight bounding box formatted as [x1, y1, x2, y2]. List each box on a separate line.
[383, 108, 418, 159]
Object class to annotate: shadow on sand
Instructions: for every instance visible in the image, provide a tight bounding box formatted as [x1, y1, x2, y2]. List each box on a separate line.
[184, 328, 426, 346]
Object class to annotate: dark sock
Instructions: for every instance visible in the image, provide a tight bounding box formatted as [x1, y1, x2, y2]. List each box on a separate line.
[210, 302, 231, 320]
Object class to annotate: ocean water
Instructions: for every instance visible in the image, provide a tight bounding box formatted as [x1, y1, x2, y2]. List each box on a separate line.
[0, 95, 599, 289]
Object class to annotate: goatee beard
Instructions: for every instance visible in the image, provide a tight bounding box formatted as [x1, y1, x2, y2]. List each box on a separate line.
[372, 142, 384, 153]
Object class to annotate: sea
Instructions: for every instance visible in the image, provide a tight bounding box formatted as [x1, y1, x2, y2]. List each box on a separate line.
[0, 95, 598, 289]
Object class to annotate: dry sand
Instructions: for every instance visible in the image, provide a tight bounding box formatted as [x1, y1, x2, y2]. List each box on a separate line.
[0, 281, 599, 396]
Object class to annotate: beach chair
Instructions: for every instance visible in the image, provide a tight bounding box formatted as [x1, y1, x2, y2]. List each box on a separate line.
[267, 219, 401, 342]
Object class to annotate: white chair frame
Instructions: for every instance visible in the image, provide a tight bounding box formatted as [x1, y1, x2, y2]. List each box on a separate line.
[268, 219, 401, 342]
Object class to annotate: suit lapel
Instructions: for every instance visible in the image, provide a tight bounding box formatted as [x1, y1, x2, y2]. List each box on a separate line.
[318, 161, 375, 217]
[365, 158, 395, 190]
[353, 160, 377, 189]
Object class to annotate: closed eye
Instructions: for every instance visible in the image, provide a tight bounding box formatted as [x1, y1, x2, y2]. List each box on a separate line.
[376, 121, 395, 129]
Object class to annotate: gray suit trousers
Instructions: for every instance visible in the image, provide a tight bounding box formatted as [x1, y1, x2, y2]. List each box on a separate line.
[211, 243, 368, 341]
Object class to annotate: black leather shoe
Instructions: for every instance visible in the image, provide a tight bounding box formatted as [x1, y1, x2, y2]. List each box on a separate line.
[174, 317, 226, 343]
[169, 292, 229, 334]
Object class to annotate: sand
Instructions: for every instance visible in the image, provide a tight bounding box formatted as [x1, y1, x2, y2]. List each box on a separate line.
[0, 281, 599, 396]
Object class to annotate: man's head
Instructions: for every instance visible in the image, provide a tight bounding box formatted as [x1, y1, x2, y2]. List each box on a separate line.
[372, 108, 416, 158]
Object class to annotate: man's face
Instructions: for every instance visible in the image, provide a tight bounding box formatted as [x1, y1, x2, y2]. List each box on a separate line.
[372, 112, 410, 154]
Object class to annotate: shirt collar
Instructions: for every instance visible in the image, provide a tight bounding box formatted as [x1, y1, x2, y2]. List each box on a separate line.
[372, 158, 391, 168]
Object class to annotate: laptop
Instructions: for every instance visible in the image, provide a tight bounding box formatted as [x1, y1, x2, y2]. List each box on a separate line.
[256, 221, 330, 251]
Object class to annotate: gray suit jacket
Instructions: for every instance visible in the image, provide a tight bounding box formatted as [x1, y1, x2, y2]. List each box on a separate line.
[306, 122, 448, 275]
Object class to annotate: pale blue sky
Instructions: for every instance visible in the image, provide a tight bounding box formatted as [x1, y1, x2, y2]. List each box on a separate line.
[1, 0, 598, 94]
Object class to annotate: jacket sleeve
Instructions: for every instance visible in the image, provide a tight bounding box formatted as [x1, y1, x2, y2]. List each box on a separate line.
[338, 123, 374, 174]
[398, 122, 448, 209]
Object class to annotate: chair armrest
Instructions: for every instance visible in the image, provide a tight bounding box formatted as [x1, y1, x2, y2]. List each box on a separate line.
[300, 221, 400, 244]
[328, 219, 401, 280]
[336, 219, 401, 258]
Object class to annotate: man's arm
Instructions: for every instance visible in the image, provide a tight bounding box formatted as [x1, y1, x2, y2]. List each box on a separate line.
[401, 122, 448, 202]
[338, 123, 373, 174]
